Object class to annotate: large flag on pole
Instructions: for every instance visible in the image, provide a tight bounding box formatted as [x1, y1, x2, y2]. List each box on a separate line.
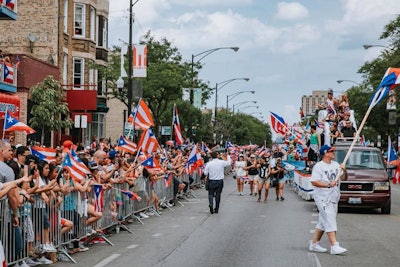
[30, 146, 57, 162]
[369, 67, 400, 108]
[4, 110, 36, 134]
[270, 111, 286, 135]
[129, 98, 154, 130]
[173, 104, 184, 146]
[138, 128, 159, 154]
[387, 136, 397, 163]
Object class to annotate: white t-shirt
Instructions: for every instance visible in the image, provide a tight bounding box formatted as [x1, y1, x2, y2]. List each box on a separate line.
[310, 160, 341, 203]
[234, 161, 247, 177]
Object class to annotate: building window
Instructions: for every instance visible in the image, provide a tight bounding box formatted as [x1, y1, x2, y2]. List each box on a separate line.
[97, 71, 105, 96]
[90, 113, 105, 141]
[73, 57, 84, 89]
[90, 7, 95, 40]
[74, 3, 85, 37]
[97, 16, 108, 47]
[63, 0, 68, 32]
[63, 54, 68, 85]
[89, 60, 96, 89]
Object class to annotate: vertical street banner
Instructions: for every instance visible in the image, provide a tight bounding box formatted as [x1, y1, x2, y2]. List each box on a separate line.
[193, 88, 202, 109]
[133, 45, 147, 77]
[182, 88, 190, 102]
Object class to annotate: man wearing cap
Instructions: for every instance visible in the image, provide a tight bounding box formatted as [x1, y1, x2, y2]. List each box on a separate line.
[204, 151, 231, 214]
[309, 145, 348, 255]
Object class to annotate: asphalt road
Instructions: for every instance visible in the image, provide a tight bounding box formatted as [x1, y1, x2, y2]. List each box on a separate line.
[58, 176, 400, 267]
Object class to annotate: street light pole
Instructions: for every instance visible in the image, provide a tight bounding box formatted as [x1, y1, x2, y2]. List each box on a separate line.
[214, 78, 249, 120]
[363, 44, 391, 50]
[127, 0, 140, 115]
[238, 105, 259, 113]
[190, 47, 239, 104]
[232, 100, 257, 114]
[226, 90, 255, 110]
[337, 79, 360, 85]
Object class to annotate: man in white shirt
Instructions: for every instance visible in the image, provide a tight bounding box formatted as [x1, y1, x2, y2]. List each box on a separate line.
[204, 151, 231, 214]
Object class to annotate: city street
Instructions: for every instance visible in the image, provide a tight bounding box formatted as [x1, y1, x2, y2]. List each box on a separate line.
[61, 175, 400, 267]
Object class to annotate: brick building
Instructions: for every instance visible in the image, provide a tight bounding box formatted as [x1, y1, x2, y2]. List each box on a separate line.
[0, 0, 110, 146]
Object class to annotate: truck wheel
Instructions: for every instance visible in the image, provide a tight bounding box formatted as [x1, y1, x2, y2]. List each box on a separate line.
[381, 199, 391, 214]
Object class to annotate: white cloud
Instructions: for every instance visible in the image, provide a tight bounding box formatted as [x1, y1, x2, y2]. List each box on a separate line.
[275, 2, 309, 20]
[325, 0, 400, 37]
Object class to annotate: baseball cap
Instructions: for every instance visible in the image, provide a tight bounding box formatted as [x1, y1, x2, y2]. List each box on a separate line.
[239, 154, 244, 157]
[250, 154, 255, 158]
[320, 145, 335, 157]
[108, 150, 117, 159]
[328, 89, 333, 95]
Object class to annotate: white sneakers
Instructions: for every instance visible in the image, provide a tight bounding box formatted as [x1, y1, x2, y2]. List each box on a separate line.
[309, 242, 327, 253]
[42, 243, 57, 253]
[330, 242, 348, 255]
[37, 256, 53, 265]
[309, 241, 347, 255]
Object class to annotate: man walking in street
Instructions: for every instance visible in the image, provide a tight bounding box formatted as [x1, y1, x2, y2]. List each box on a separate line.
[309, 145, 348, 255]
[204, 151, 231, 214]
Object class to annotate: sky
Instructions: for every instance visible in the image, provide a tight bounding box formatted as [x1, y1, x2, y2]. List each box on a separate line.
[108, 0, 400, 127]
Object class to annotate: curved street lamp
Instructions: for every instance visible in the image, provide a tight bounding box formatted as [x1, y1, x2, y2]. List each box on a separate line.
[190, 47, 239, 104]
[232, 100, 257, 114]
[337, 80, 360, 85]
[214, 78, 250, 118]
[238, 105, 259, 113]
[363, 44, 391, 50]
[226, 90, 255, 110]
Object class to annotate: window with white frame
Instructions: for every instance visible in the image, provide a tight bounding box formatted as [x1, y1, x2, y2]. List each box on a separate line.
[74, 3, 85, 37]
[63, 0, 68, 32]
[90, 7, 95, 40]
[62, 54, 68, 85]
[73, 57, 84, 89]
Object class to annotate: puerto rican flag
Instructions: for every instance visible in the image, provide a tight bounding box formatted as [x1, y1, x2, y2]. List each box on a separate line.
[128, 98, 154, 130]
[30, 146, 57, 162]
[3, 62, 14, 84]
[121, 189, 141, 201]
[164, 172, 172, 187]
[270, 111, 286, 135]
[173, 104, 184, 146]
[141, 155, 162, 171]
[93, 184, 104, 212]
[4, 110, 36, 134]
[138, 128, 159, 154]
[370, 67, 400, 108]
[116, 135, 137, 154]
[5, 0, 15, 10]
[186, 145, 203, 174]
[62, 152, 91, 182]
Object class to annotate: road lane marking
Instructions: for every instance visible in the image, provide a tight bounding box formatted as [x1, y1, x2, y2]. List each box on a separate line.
[310, 229, 315, 234]
[312, 213, 319, 217]
[126, 244, 138, 249]
[152, 233, 163, 237]
[93, 254, 121, 267]
[307, 252, 322, 267]
[311, 220, 318, 224]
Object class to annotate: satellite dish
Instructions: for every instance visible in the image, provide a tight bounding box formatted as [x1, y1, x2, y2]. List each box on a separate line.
[28, 33, 36, 42]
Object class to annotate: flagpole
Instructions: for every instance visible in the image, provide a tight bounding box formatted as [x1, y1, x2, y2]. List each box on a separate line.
[2, 108, 8, 140]
[171, 104, 175, 143]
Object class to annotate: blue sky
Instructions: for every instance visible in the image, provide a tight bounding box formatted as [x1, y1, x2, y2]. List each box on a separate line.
[109, 0, 400, 126]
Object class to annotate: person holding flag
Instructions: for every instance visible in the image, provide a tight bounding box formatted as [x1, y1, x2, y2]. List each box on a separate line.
[204, 151, 231, 214]
[309, 145, 348, 255]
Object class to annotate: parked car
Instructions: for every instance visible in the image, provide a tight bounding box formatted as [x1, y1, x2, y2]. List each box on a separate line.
[334, 140, 391, 214]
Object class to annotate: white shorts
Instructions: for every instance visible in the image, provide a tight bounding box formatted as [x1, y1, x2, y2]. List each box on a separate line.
[248, 174, 258, 181]
[314, 199, 338, 233]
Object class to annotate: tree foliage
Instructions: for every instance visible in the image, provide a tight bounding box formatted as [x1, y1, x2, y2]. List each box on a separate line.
[29, 76, 72, 145]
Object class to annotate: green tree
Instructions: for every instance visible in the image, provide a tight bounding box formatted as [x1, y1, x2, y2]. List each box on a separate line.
[29, 76, 72, 146]
[354, 15, 400, 144]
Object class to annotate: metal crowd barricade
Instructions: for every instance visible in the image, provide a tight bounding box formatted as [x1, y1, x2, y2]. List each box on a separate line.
[58, 190, 89, 263]
[0, 198, 29, 266]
